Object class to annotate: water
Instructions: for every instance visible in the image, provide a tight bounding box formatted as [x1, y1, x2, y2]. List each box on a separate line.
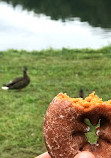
[0, 1, 111, 51]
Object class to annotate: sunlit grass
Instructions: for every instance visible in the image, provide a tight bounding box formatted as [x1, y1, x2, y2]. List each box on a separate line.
[0, 46, 111, 157]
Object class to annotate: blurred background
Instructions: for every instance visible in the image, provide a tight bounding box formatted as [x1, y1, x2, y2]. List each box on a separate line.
[0, 0, 111, 50]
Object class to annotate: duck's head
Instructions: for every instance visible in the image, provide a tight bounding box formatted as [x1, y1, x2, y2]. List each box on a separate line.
[23, 67, 28, 76]
[24, 66, 28, 72]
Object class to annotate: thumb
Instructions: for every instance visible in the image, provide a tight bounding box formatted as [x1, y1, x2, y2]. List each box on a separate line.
[75, 151, 95, 158]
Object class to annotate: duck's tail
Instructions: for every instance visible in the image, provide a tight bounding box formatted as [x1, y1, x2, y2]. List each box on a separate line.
[2, 86, 9, 90]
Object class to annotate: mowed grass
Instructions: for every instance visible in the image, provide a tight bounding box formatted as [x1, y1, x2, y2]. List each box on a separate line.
[0, 46, 111, 158]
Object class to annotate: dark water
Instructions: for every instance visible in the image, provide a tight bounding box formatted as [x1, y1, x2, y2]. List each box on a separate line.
[0, 0, 111, 50]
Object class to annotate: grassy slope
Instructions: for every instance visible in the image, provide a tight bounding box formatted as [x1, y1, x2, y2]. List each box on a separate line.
[0, 46, 111, 158]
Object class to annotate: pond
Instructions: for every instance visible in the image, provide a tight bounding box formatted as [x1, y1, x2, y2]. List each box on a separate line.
[0, 0, 111, 51]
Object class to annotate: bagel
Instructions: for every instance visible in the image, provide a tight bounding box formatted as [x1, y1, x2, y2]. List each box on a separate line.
[43, 92, 111, 158]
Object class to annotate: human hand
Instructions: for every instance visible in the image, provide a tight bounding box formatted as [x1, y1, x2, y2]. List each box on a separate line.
[74, 151, 95, 158]
[35, 152, 51, 158]
[35, 151, 95, 158]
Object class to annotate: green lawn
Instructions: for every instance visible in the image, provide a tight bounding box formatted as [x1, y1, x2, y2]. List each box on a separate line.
[0, 46, 111, 158]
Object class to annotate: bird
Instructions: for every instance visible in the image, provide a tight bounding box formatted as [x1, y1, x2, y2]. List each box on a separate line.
[2, 66, 30, 91]
[79, 89, 84, 98]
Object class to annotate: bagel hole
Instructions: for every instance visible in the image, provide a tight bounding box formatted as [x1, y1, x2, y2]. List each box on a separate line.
[84, 118, 100, 144]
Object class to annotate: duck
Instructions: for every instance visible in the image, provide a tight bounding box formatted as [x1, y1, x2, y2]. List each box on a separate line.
[79, 89, 84, 98]
[2, 66, 30, 91]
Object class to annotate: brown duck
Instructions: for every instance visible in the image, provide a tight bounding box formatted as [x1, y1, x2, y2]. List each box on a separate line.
[2, 66, 30, 91]
[79, 89, 84, 98]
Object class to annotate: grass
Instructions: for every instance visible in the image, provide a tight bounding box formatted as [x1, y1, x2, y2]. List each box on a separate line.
[0, 46, 111, 157]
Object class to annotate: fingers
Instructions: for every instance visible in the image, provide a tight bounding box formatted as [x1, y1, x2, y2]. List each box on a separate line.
[75, 151, 95, 158]
[35, 151, 95, 158]
[35, 152, 51, 158]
